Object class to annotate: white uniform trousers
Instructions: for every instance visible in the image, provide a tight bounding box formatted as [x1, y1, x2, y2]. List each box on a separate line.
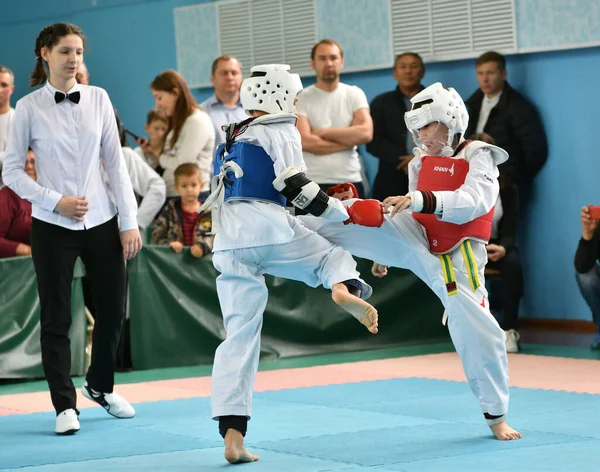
[211, 217, 372, 420]
[299, 210, 509, 423]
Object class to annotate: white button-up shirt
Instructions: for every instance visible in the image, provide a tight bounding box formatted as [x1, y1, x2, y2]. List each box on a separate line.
[2, 82, 138, 231]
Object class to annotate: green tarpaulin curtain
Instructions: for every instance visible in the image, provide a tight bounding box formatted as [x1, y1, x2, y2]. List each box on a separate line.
[1, 247, 448, 377]
[0, 257, 87, 379]
[128, 247, 447, 370]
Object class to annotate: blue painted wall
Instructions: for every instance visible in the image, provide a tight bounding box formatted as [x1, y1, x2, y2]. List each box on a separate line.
[1, 0, 599, 322]
[0, 0, 206, 135]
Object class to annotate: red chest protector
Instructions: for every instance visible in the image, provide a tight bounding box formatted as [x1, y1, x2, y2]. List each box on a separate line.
[412, 155, 494, 254]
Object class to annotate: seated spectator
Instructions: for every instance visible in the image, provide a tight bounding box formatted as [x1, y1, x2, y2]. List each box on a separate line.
[152, 163, 213, 258]
[112, 111, 166, 229]
[149, 70, 215, 198]
[0, 148, 35, 258]
[470, 132, 524, 353]
[574, 204, 600, 349]
[133, 109, 168, 170]
[465, 51, 547, 187]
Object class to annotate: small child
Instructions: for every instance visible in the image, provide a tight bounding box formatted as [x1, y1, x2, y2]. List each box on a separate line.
[300, 82, 521, 441]
[134, 109, 168, 171]
[151, 163, 212, 258]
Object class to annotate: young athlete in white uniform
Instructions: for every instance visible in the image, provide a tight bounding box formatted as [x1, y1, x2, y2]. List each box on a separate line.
[201, 64, 384, 464]
[300, 82, 521, 441]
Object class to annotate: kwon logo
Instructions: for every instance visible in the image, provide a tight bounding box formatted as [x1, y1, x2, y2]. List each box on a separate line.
[433, 163, 455, 176]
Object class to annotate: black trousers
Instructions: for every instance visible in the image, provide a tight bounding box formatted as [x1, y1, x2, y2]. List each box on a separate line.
[82, 274, 132, 372]
[486, 245, 524, 331]
[31, 216, 126, 413]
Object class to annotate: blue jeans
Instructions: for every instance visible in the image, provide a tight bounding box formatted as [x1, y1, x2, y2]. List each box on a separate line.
[575, 264, 600, 334]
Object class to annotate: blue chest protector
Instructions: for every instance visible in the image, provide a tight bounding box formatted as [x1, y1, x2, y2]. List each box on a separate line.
[214, 141, 287, 206]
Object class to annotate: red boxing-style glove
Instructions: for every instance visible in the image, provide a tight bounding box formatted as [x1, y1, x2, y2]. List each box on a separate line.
[326, 183, 359, 201]
[346, 199, 384, 227]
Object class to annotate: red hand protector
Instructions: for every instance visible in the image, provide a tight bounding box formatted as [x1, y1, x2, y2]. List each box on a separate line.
[346, 199, 384, 227]
[326, 183, 359, 201]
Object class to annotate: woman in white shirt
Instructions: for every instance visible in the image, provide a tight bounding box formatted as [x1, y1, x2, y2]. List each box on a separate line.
[2, 23, 142, 436]
[142, 70, 215, 198]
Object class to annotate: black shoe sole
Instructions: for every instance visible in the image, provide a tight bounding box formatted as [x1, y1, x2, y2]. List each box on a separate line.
[55, 428, 80, 435]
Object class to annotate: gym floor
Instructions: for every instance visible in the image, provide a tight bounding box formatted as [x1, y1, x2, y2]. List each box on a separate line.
[1, 337, 600, 471]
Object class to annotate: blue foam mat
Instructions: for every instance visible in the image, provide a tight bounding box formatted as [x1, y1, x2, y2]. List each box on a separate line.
[1, 378, 599, 471]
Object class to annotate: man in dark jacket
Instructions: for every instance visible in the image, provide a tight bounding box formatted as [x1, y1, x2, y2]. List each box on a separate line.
[367, 53, 425, 200]
[487, 176, 523, 351]
[465, 52, 548, 186]
[574, 205, 600, 349]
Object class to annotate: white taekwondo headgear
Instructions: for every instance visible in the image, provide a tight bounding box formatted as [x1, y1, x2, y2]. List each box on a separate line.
[404, 82, 469, 156]
[240, 64, 303, 115]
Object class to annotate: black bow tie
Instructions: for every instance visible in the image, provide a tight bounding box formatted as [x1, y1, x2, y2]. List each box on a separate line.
[54, 91, 80, 104]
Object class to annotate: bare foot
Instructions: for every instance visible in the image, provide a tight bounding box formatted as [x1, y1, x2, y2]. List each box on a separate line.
[224, 429, 259, 464]
[489, 421, 522, 440]
[331, 284, 379, 333]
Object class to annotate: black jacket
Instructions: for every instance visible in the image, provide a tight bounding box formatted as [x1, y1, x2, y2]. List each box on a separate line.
[367, 85, 424, 200]
[465, 83, 548, 185]
[492, 176, 519, 253]
[575, 226, 600, 274]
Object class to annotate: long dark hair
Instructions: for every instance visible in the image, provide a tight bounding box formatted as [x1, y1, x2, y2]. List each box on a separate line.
[150, 70, 198, 149]
[30, 23, 86, 87]
[114, 109, 128, 147]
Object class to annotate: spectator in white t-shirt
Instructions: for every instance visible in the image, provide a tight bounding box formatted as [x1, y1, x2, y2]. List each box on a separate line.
[295, 39, 373, 198]
[0, 65, 16, 188]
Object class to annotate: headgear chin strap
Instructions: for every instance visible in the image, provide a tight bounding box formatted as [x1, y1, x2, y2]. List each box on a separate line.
[440, 145, 454, 157]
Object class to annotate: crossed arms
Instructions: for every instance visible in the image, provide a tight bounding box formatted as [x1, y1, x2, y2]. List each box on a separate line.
[297, 108, 373, 155]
